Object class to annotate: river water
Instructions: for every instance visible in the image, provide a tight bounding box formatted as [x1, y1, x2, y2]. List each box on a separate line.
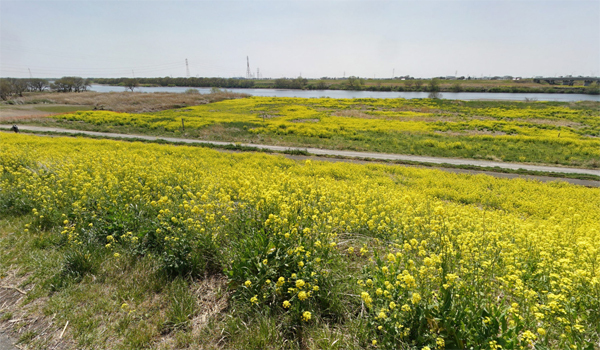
[90, 85, 600, 102]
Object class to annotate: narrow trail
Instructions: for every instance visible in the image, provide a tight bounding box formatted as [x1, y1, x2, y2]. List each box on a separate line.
[1, 125, 599, 187]
[0, 333, 17, 350]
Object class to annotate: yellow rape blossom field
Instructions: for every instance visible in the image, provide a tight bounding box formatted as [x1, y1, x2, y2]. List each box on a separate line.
[51, 97, 600, 168]
[1, 132, 599, 349]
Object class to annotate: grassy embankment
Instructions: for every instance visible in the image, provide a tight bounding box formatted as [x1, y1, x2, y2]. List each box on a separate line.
[265, 78, 600, 94]
[1, 133, 599, 349]
[92, 77, 600, 94]
[4, 96, 599, 169]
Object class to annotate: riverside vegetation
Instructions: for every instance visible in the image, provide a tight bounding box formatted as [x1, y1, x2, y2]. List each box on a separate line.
[35, 97, 600, 168]
[1, 133, 599, 349]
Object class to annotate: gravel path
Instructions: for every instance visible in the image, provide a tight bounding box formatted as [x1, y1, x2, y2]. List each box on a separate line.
[2, 124, 599, 178]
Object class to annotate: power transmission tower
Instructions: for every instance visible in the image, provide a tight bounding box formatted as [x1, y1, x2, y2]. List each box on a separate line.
[186, 59, 190, 78]
[246, 56, 252, 79]
[28, 68, 33, 79]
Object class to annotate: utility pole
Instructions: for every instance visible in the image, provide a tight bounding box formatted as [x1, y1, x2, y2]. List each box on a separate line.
[246, 56, 252, 79]
[28, 68, 33, 79]
[186, 59, 190, 78]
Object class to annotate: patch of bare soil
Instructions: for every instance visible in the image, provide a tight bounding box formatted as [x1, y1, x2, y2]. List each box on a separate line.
[332, 110, 376, 119]
[434, 130, 507, 136]
[291, 118, 319, 123]
[0, 106, 57, 120]
[515, 118, 583, 128]
[0, 270, 74, 350]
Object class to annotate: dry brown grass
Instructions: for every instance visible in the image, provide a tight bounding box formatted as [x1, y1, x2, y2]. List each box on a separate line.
[332, 110, 375, 119]
[514, 118, 583, 128]
[5, 91, 250, 114]
[291, 118, 319, 123]
[0, 269, 75, 350]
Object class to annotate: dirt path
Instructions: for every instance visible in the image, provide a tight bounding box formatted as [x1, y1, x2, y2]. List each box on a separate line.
[0, 105, 56, 119]
[0, 333, 18, 350]
[1, 124, 599, 182]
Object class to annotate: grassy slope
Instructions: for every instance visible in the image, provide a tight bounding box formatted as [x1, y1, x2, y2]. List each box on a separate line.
[1, 134, 599, 349]
[8, 97, 600, 168]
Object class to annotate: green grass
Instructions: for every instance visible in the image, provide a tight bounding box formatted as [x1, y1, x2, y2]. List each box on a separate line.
[12, 97, 600, 169]
[0, 214, 370, 349]
[2, 133, 599, 349]
[34, 105, 94, 113]
[7, 128, 600, 182]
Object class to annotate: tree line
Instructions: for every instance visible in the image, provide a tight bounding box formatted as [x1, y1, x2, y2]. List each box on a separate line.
[94, 77, 255, 89]
[0, 77, 92, 100]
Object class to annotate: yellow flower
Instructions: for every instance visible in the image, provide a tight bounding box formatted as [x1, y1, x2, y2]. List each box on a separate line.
[298, 291, 308, 301]
[361, 292, 373, 306]
[296, 279, 305, 288]
[244, 280, 252, 287]
[250, 295, 258, 304]
[411, 292, 421, 305]
[263, 259, 268, 265]
[282, 300, 291, 308]
[347, 247, 354, 254]
[301, 311, 311, 321]
[537, 327, 546, 336]
[372, 339, 377, 345]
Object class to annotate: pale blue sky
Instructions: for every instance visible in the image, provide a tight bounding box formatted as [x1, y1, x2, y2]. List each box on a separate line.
[1, 0, 598, 78]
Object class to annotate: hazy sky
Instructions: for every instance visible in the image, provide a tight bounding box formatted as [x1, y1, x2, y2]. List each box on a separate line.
[1, 0, 598, 79]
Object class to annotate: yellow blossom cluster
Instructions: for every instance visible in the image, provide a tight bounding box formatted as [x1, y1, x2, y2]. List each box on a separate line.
[54, 97, 600, 166]
[0, 132, 598, 348]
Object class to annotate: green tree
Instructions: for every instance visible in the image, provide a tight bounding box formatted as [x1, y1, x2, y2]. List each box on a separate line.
[450, 82, 462, 92]
[123, 78, 139, 92]
[345, 76, 364, 90]
[413, 80, 423, 90]
[28, 78, 49, 92]
[428, 79, 442, 99]
[315, 80, 327, 90]
[0, 79, 13, 100]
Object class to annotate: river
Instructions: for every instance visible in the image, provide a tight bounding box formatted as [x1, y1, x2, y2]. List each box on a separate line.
[89, 85, 600, 102]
